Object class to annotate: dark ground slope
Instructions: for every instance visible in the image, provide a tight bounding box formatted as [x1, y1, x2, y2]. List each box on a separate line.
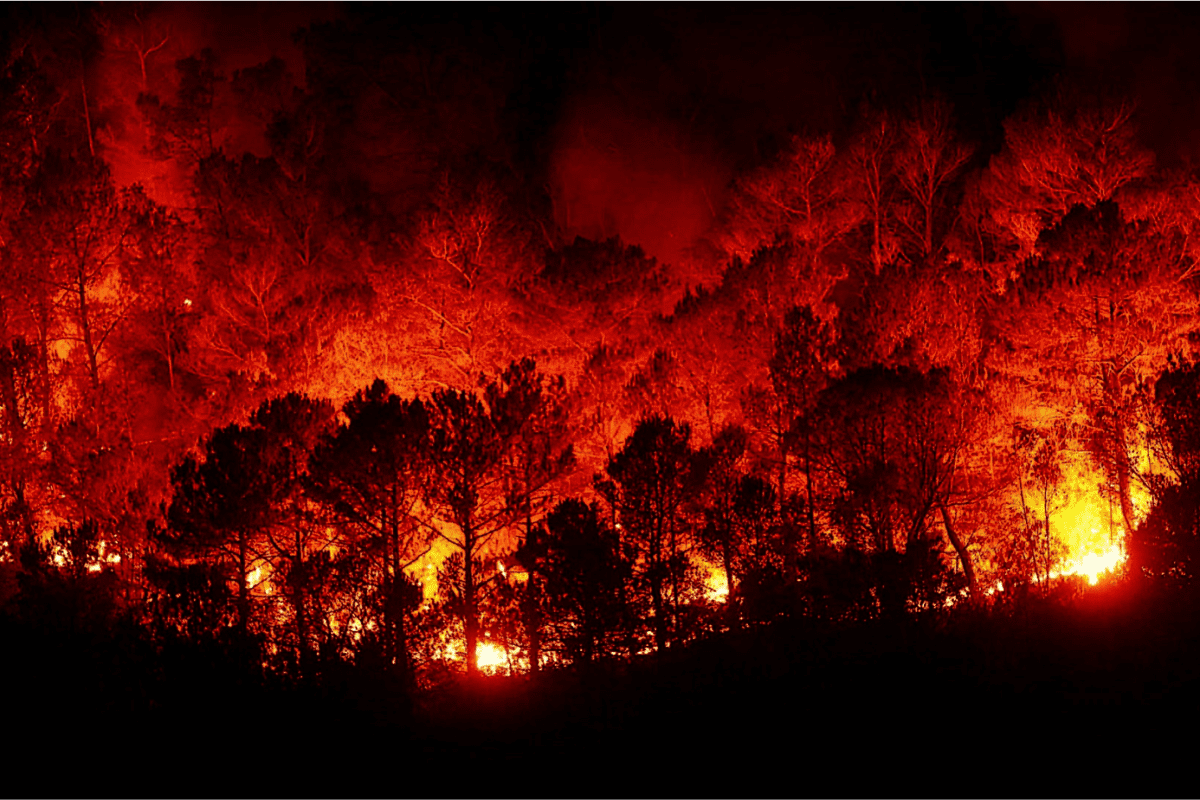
[4, 580, 1197, 798]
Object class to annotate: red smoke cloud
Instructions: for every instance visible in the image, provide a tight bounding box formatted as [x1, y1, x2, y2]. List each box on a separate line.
[548, 93, 729, 268]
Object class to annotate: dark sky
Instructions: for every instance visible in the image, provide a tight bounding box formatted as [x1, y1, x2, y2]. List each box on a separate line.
[35, 2, 1200, 264]
[536, 2, 1200, 262]
[539, 2, 1066, 264]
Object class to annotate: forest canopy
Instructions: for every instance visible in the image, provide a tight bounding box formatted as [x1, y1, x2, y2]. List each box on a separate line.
[3, 2, 1200, 691]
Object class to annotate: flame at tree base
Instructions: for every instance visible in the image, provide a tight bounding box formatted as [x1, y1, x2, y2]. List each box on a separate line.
[437, 639, 515, 675]
[475, 642, 509, 673]
[1052, 542, 1126, 586]
[1047, 468, 1138, 586]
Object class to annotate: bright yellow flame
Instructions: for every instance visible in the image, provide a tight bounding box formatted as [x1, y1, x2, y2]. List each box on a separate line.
[1035, 462, 1138, 586]
[1056, 487, 1120, 569]
[436, 638, 514, 673]
[1069, 545, 1126, 585]
[476, 641, 508, 673]
[704, 567, 729, 602]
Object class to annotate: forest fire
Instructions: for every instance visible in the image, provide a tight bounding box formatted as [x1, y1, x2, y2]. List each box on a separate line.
[475, 642, 510, 674]
[1052, 485, 1131, 585]
[1071, 545, 1126, 585]
[704, 567, 731, 603]
[437, 638, 514, 674]
[11, 10, 1200, 789]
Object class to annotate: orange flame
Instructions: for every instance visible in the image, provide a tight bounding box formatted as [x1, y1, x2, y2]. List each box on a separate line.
[702, 563, 729, 602]
[1048, 461, 1143, 585]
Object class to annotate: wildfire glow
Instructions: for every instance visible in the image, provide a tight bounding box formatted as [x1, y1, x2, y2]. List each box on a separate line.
[476, 642, 509, 673]
[1049, 463, 1141, 585]
[703, 566, 730, 602]
[434, 637, 514, 674]
[1019, 461, 1139, 588]
[1065, 545, 1126, 585]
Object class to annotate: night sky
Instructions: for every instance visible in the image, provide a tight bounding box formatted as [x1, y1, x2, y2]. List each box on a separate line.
[32, 1, 1197, 267]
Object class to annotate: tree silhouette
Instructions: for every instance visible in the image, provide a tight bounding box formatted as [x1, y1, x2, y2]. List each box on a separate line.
[599, 414, 698, 652]
[0, 338, 47, 553]
[893, 96, 973, 260]
[245, 393, 337, 674]
[309, 379, 431, 681]
[694, 425, 750, 623]
[12, 153, 132, 402]
[769, 304, 837, 547]
[980, 85, 1153, 265]
[424, 386, 506, 677]
[15, 518, 118, 634]
[164, 393, 334, 641]
[1134, 359, 1200, 585]
[121, 186, 194, 396]
[726, 475, 789, 624]
[815, 367, 971, 614]
[539, 499, 628, 665]
[849, 106, 899, 274]
[488, 358, 574, 676]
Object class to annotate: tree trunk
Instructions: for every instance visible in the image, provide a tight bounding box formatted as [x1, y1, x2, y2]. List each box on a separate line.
[238, 532, 250, 638]
[294, 528, 309, 676]
[1043, 488, 1053, 584]
[387, 503, 412, 686]
[525, 490, 541, 677]
[923, 191, 934, 259]
[463, 519, 478, 678]
[1114, 439, 1136, 546]
[938, 500, 976, 597]
[721, 535, 737, 629]
[80, 64, 95, 159]
[650, 566, 665, 653]
[525, 578, 542, 677]
[1017, 469, 1034, 580]
[77, 271, 99, 391]
[650, 528, 666, 653]
[804, 434, 817, 552]
[396, 603, 410, 683]
[778, 431, 788, 518]
[612, 504, 637, 659]
[161, 298, 175, 393]
[36, 299, 52, 432]
[668, 520, 680, 648]
[1102, 368, 1137, 545]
